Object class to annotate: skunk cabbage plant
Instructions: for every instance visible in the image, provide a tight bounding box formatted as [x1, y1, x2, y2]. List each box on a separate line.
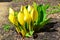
[8, 2, 50, 37]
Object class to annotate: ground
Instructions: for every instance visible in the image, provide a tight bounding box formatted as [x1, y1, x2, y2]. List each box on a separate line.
[0, 0, 60, 40]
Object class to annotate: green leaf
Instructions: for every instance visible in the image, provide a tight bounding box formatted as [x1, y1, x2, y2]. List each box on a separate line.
[25, 33, 31, 37]
[29, 30, 34, 36]
[37, 5, 43, 24]
[40, 18, 50, 27]
[41, 5, 47, 21]
[44, 4, 50, 10]
[25, 30, 34, 37]
[34, 4, 50, 32]
[25, 22, 29, 31]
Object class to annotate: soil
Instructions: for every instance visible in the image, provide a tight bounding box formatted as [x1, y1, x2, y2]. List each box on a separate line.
[0, 0, 60, 40]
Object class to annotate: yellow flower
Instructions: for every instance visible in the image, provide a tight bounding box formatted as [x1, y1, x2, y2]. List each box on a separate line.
[8, 8, 18, 26]
[28, 5, 38, 22]
[18, 12, 24, 26]
[8, 8, 20, 33]
[20, 6, 24, 12]
[28, 5, 33, 12]
[31, 8, 38, 21]
[24, 7, 31, 23]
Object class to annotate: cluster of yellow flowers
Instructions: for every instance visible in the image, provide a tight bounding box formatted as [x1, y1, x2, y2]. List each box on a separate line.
[8, 5, 38, 37]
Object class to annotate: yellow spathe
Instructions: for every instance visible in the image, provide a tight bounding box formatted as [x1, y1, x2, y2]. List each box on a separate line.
[18, 12, 24, 26]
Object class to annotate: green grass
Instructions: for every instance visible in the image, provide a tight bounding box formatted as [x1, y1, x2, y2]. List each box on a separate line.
[48, 5, 60, 14]
[3, 24, 10, 31]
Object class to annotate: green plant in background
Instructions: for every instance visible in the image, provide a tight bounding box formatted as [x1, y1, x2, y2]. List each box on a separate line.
[3, 24, 10, 31]
[8, 2, 50, 37]
[48, 4, 60, 14]
[38, 3, 60, 14]
[12, 0, 26, 2]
